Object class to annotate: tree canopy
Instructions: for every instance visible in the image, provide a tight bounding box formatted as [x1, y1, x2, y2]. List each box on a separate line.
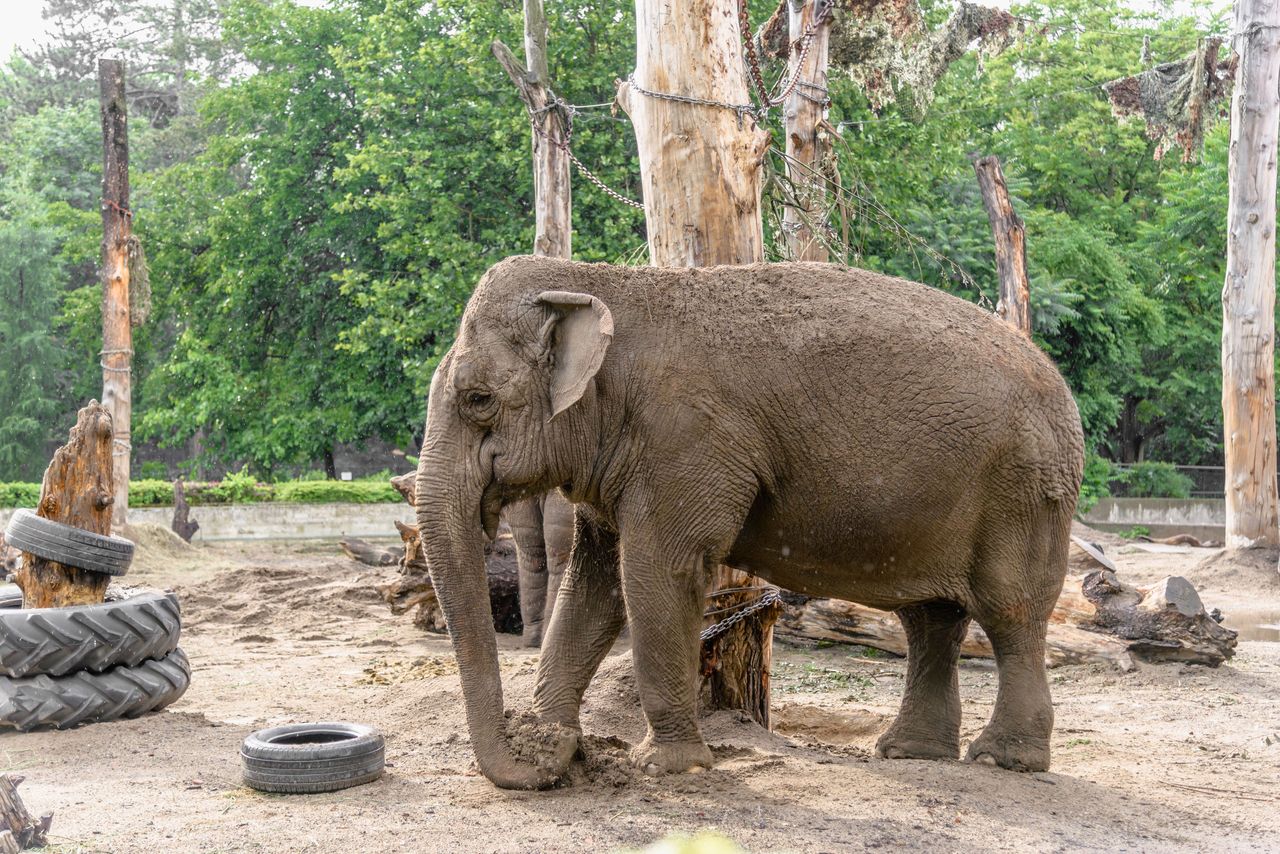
[0, 0, 1258, 480]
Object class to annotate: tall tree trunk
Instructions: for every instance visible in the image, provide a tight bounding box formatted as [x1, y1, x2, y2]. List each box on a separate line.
[617, 0, 777, 726]
[1221, 0, 1280, 551]
[973, 155, 1032, 338]
[782, 0, 832, 262]
[323, 446, 337, 480]
[616, 0, 771, 266]
[494, 0, 576, 643]
[99, 59, 131, 528]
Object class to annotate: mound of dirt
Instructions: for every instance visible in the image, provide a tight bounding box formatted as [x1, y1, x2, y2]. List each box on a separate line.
[120, 522, 194, 575]
[1192, 547, 1280, 594]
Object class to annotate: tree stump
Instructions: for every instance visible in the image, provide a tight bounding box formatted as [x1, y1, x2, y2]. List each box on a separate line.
[0, 775, 51, 851]
[13, 402, 116, 608]
[374, 472, 522, 634]
[700, 566, 781, 728]
[170, 478, 199, 543]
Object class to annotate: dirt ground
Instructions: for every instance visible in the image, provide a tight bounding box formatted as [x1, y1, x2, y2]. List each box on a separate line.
[6, 525, 1280, 853]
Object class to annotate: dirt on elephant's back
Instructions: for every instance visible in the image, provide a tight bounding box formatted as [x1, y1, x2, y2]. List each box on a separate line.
[8, 537, 1280, 853]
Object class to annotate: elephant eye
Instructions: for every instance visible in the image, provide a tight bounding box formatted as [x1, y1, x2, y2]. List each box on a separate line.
[460, 390, 498, 421]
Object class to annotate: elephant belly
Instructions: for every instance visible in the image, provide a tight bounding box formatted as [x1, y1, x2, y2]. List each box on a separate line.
[724, 495, 975, 611]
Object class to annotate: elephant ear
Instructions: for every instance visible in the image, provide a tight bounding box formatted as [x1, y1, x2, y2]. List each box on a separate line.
[535, 290, 614, 418]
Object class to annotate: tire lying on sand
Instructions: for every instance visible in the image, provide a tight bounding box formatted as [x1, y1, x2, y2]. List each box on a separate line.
[241, 722, 386, 794]
[4, 509, 135, 577]
[0, 591, 181, 678]
[0, 647, 190, 731]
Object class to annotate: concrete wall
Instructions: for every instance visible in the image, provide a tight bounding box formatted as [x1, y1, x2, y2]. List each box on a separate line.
[2, 497, 1229, 544]
[0, 503, 415, 542]
[1081, 497, 1225, 541]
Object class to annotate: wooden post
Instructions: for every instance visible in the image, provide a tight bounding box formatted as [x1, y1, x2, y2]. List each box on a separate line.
[973, 155, 1032, 337]
[99, 58, 132, 528]
[1221, 0, 1280, 551]
[617, 0, 777, 726]
[494, 1, 576, 639]
[615, 0, 771, 267]
[13, 402, 115, 608]
[782, 0, 832, 262]
[492, 0, 571, 259]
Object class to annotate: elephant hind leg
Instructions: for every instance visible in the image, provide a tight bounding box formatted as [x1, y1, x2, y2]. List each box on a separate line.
[964, 504, 1069, 772]
[876, 600, 970, 761]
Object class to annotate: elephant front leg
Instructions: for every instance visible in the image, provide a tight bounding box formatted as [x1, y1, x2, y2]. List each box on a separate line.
[620, 538, 714, 775]
[531, 511, 626, 730]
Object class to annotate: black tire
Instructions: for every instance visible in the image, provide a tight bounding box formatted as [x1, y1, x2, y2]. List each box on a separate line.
[0, 647, 190, 731]
[0, 585, 21, 610]
[241, 722, 385, 794]
[4, 509, 134, 577]
[0, 591, 181, 677]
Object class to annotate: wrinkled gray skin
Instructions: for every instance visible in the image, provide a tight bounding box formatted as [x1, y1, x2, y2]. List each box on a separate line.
[414, 256, 1084, 790]
[507, 491, 573, 646]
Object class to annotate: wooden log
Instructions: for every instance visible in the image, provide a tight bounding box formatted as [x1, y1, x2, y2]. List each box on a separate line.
[778, 570, 1237, 671]
[973, 154, 1032, 337]
[701, 567, 782, 727]
[1221, 0, 1280, 550]
[0, 774, 51, 850]
[170, 478, 199, 543]
[340, 537, 403, 566]
[377, 520, 523, 635]
[14, 402, 116, 608]
[99, 58, 133, 528]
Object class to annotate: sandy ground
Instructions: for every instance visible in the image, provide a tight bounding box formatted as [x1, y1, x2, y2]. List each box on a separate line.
[5, 526, 1279, 854]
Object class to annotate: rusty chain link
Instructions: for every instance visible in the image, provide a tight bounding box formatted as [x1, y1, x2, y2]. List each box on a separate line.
[526, 96, 646, 210]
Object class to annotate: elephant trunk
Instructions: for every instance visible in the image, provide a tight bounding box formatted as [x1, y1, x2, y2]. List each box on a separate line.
[415, 433, 560, 790]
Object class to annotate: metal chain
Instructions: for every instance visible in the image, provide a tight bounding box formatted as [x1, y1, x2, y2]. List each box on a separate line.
[738, 0, 832, 111]
[526, 96, 646, 210]
[700, 586, 783, 643]
[625, 74, 760, 125]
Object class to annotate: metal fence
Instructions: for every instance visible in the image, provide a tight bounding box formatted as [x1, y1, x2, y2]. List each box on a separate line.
[1110, 464, 1226, 499]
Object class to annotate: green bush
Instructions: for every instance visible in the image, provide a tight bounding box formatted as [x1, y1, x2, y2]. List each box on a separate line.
[0, 482, 42, 507]
[1117, 461, 1195, 499]
[138, 460, 169, 479]
[273, 479, 400, 504]
[1077, 453, 1119, 514]
[130, 480, 176, 507]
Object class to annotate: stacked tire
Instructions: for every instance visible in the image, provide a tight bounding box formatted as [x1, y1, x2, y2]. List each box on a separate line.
[0, 510, 191, 731]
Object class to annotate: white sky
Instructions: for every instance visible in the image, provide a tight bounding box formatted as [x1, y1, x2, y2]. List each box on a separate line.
[0, 0, 1232, 64]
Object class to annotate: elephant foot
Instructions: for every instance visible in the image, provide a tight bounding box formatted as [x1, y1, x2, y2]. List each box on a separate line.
[875, 725, 959, 761]
[965, 727, 1049, 772]
[520, 626, 543, 648]
[630, 737, 713, 776]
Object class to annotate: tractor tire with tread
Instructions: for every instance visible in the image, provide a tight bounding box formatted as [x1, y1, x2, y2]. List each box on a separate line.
[0, 591, 181, 677]
[0, 647, 190, 731]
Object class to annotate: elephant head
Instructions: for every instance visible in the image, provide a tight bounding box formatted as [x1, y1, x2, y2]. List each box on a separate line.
[414, 260, 613, 789]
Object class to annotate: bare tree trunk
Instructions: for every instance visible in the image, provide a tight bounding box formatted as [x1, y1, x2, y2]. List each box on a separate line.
[1222, 0, 1280, 551]
[492, 0, 572, 259]
[782, 0, 832, 262]
[494, 1, 576, 641]
[99, 59, 132, 528]
[14, 403, 115, 608]
[618, 0, 776, 726]
[616, 0, 771, 267]
[973, 154, 1032, 338]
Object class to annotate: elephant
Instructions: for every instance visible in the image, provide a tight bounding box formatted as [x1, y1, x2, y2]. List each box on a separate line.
[413, 255, 1084, 790]
[506, 491, 574, 647]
